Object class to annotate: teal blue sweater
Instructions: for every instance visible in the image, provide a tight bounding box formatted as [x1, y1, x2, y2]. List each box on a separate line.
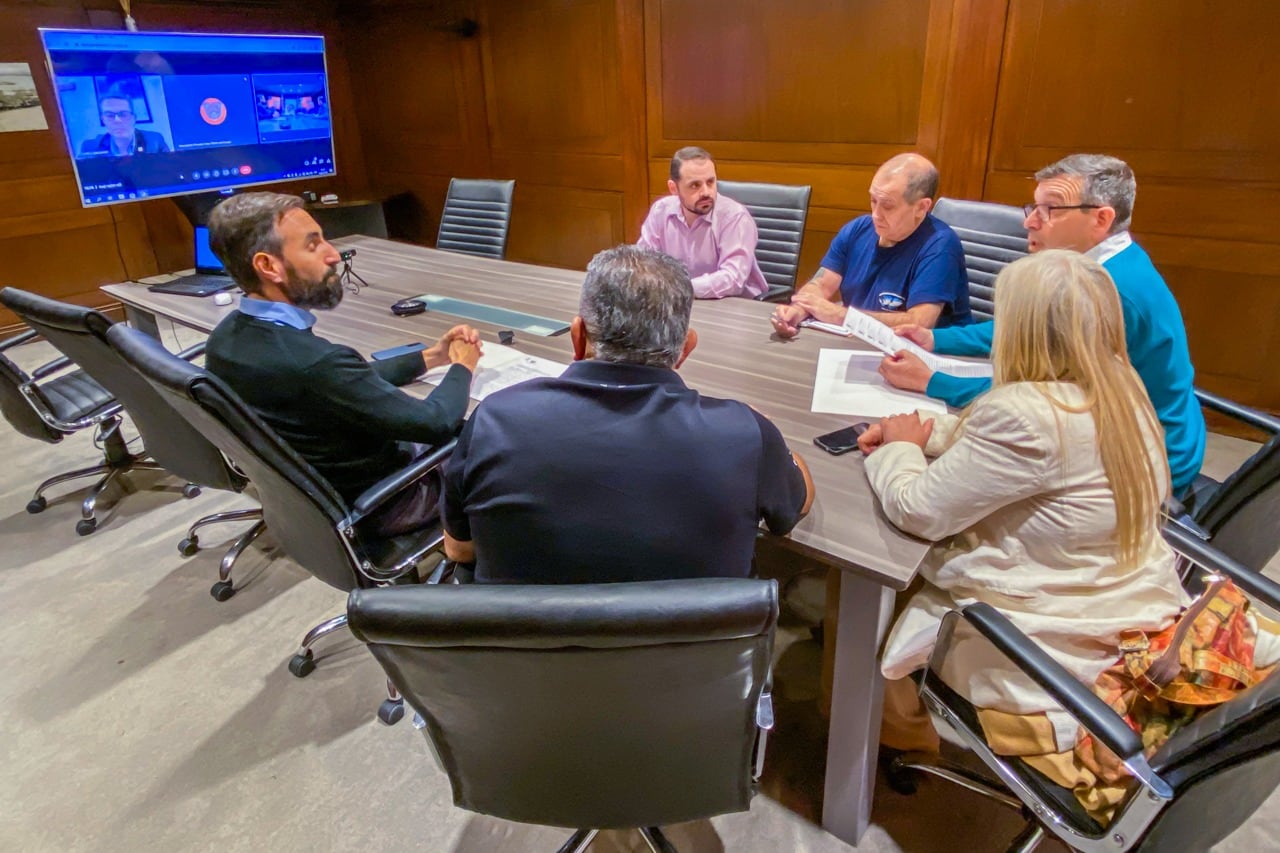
[926, 242, 1206, 493]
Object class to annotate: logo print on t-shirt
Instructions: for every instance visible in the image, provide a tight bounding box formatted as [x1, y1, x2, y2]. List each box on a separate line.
[200, 98, 228, 126]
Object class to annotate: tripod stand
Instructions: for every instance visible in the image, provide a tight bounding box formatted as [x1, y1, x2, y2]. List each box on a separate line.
[339, 250, 370, 293]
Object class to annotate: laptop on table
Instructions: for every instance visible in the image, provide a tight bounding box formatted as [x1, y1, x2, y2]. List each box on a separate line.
[148, 226, 239, 297]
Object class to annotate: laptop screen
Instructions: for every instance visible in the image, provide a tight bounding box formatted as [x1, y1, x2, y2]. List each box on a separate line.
[194, 225, 226, 274]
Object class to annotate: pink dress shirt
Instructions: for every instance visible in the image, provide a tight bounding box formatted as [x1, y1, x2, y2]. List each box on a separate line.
[637, 194, 769, 299]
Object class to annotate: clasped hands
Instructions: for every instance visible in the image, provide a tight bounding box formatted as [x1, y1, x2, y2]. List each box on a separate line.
[856, 411, 934, 455]
[423, 324, 483, 372]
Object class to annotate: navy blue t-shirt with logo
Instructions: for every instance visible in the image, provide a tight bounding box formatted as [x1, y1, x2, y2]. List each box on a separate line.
[822, 213, 971, 328]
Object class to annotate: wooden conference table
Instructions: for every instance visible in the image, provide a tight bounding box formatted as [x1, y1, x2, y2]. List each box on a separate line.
[104, 235, 932, 846]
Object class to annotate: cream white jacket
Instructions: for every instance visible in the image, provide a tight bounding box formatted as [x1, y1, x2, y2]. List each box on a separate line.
[868, 381, 1188, 746]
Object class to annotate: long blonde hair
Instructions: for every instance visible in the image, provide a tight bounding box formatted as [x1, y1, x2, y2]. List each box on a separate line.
[990, 250, 1169, 567]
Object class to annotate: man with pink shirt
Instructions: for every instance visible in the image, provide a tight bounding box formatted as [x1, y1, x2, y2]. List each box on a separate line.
[638, 146, 768, 299]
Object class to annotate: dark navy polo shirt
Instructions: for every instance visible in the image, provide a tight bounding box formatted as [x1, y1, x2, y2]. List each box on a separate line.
[441, 359, 808, 584]
[822, 213, 972, 328]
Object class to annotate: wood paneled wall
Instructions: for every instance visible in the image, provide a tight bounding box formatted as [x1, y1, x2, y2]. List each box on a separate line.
[5, 0, 1277, 410]
[0, 0, 366, 331]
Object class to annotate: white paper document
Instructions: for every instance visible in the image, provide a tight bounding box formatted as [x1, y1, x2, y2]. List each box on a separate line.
[810, 349, 947, 418]
[840, 312, 994, 379]
[421, 343, 566, 402]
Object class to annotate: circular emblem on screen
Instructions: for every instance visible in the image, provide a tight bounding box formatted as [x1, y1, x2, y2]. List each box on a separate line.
[199, 98, 228, 125]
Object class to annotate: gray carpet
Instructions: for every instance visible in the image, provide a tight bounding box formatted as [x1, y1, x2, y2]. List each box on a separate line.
[1, 334, 1276, 852]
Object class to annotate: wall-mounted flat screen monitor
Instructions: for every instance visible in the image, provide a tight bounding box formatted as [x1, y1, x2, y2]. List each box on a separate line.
[40, 29, 336, 208]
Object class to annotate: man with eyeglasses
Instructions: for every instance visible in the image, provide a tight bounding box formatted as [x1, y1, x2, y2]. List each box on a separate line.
[79, 93, 170, 158]
[770, 153, 970, 337]
[879, 153, 1206, 495]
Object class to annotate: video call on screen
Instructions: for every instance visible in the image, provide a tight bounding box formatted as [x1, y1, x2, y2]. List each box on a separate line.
[41, 30, 338, 207]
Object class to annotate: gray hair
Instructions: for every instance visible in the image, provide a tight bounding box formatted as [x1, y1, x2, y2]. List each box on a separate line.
[579, 245, 693, 368]
[1035, 154, 1136, 233]
[877, 153, 939, 202]
[669, 146, 713, 182]
[206, 192, 304, 293]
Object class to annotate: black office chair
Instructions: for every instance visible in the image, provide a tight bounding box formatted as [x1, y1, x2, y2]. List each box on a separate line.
[717, 179, 812, 304]
[894, 523, 1280, 852]
[436, 178, 516, 260]
[107, 322, 454, 724]
[932, 198, 1028, 323]
[347, 578, 779, 849]
[0, 289, 265, 578]
[0, 327, 136, 531]
[1168, 388, 1280, 573]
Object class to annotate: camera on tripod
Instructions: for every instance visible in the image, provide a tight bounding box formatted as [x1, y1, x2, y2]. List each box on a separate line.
[337, 248, 368, 292]
[339, 249, 357, 262]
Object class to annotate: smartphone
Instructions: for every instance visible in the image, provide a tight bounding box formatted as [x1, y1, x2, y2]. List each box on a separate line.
[814, 423, 870, 455]
[371, 342, 427, 361]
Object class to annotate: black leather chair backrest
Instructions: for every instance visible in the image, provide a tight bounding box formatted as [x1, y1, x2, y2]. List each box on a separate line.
[1139, 667, 1280, 850]
[717, 180, 811, 292]
[348, 578, 778, 829]
[436, 178, 516, 260]
[106, 324, 360, 592]
[1193, 435, 1280, 572]
[0, 352, 65, 443]
[932, 198, 1028, 322]
[0, 288, 244, 492]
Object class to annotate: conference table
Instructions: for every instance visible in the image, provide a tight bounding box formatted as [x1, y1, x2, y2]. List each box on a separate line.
[104, 235, 933, 846]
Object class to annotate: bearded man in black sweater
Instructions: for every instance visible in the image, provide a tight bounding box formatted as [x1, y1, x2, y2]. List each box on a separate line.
[204, 192, 481, 536]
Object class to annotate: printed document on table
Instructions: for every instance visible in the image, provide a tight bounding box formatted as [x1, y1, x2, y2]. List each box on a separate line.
[841, 312, 993, 379]
[811, 349, 947, 418]
[421, 343, 566, 402]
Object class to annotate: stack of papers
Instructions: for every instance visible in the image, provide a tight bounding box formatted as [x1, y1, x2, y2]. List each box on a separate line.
[421, 343, 566, 402]
[801, 313, 993, 379]
[811, 349, 947, 418]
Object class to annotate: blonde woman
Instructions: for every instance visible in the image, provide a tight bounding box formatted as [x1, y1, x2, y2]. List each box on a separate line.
[858, 250, 1189, 810]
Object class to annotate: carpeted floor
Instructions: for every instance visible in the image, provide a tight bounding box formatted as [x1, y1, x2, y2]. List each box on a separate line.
[2, 334, 1276, 852]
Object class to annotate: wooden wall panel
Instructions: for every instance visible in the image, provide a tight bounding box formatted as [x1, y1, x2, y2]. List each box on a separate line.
[985, 0, 1280, 409]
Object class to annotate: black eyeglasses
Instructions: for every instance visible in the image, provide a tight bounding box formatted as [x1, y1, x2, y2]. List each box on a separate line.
[101, 110, 135, 120]
[1023, 203, 1099, 220]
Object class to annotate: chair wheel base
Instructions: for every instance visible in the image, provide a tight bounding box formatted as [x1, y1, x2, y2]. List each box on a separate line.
[179, 537, 199, 557]
[182, 483, 202, 499]
[76, 518, 97, 536]
[210, 580, 235, 601]
[288, 651, 316, 678]
[883, 751, 922, 796]
[377, 698, 405, 726]
[27, 496, 47, 514]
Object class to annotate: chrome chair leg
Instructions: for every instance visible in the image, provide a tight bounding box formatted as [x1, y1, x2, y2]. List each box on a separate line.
[1005, 821, 1046, 853]
[27, 462, 114, 512]
[287, 613, 348, 678]
[894, 751, 1024, 811]
[206, 518, 267, 602]
[185, 507, 263, 541]
[640, 827, 678, 853]
[76, 467, 125, 535]
[556, 829, 598, 853]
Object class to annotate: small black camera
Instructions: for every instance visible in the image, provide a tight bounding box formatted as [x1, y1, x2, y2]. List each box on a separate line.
[339, 249, 356, 261]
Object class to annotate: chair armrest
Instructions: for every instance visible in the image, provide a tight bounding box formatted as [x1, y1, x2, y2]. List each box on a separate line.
[347, 439, 457, 523]
[176, 340, 207, 361]
[0, 329, 38, 352]
[1162, 522, 1280, 612]
[1161, 496, 1211, 540]
[30, 356, 74, 380]
[958, 603, 1144, 764]
[1196, 386, 1280, 435]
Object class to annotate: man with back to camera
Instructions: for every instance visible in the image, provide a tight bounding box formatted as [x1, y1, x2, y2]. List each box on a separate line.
[637, 146, 769, 299]
[203, 192, 483, 537]
[876, 153, 1206, 495]
[440, 244, 815, 583]
[770, 153, 970, 336]
[79, 92, 169, 157]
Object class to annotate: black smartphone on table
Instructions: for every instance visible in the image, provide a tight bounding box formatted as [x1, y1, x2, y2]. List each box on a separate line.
[371, 342, 427, 361]
[814, 423, 870, 455]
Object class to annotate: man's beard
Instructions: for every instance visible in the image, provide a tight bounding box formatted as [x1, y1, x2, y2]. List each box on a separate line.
[286, 264, 343, 310]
